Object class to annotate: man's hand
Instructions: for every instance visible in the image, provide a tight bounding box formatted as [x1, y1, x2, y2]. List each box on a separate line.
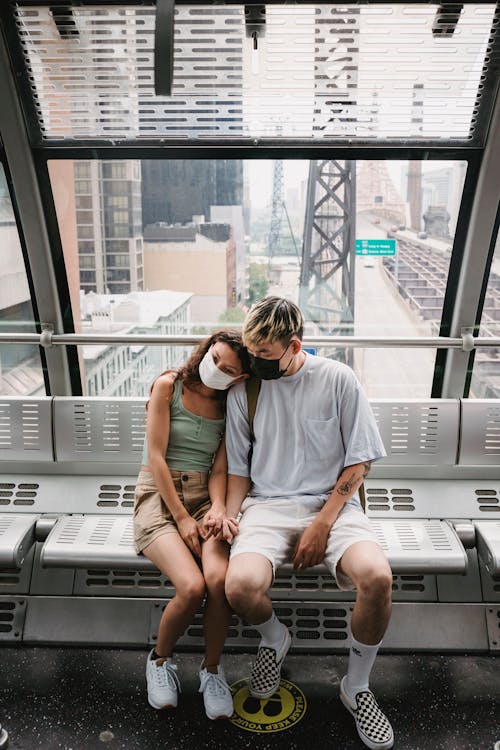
[293, 519, 331, 570]
[220, 516, 239, 543]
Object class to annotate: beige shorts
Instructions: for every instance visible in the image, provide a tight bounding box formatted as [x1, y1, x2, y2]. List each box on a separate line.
[230, 496, 382, 591]
[133, 469, 211, 553]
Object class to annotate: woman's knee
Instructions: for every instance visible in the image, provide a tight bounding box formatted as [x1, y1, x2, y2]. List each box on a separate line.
[177, 575, 206, 606]
[204, 568, 227, 599]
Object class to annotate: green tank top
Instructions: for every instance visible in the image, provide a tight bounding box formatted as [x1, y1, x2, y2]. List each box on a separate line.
[142, 378, 225, 471]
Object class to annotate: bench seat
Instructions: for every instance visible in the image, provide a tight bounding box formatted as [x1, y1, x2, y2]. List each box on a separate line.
[40, 514, 468, 575]
[0, 514, 40, 568]
[474, 521, 500, 575]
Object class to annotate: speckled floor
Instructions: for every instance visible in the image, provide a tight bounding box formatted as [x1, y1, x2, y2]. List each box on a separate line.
[0, 648, 498, 750]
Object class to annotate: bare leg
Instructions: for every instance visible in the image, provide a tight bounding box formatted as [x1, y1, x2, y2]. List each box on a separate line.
[143, 533, 206, 657]
[201, 537, 232, 669]
[337, 541, 394, 748]
[225, 552, 274, 625]
[337, 541, 393, 644]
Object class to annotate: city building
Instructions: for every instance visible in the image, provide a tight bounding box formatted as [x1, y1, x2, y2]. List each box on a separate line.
[74, 160, 144, 295]
[81, 289, 191, 396]
[143, 216, 235, 323]
[140, 160, 244, 229]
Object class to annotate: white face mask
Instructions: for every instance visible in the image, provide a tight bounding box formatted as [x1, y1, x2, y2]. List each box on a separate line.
[198, 346, 240, 390]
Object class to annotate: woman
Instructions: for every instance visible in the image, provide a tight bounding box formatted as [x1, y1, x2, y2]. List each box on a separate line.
[133, 330, 249, 719]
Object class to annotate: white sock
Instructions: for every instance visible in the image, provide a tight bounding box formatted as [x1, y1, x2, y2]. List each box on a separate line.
[254, 612, 286, 651]
[345, 636, 382, 698]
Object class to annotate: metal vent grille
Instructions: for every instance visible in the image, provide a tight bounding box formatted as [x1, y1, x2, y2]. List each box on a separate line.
[14, 3, 498, 144]
[484, 408, 500, 457]
[0, 399, 53, 461]
[96, 483, 136, 508]
[371, 400, 459, 464]
[459, 400, 500, 465]
[74, 568, 173, 597]
[0, 401, 42, 450]
[0, 569, 22, 588]
[151, 603, 351, 649]
[0, 483, 39, 507]
[0, 599, 25, 640]
[54, 398, 146, 462]
[475, 489, 499, 513]
[366, 487, 415, 512]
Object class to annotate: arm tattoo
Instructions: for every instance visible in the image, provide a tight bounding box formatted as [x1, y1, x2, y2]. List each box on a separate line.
[337, 462, 372, 496]
[337, 472, 357, 496]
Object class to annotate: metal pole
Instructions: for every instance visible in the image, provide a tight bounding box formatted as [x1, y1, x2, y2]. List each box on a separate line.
[0, 333, 499, 349]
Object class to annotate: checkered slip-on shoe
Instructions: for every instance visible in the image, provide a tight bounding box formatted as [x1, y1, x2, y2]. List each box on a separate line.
[340, 676, 394, 750]
[249, 629, 292, 699]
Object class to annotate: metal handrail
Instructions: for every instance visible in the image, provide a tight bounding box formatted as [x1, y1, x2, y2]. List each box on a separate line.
[0, 332, 499, 349]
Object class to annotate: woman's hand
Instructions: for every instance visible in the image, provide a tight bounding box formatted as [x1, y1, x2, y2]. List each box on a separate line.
[177, 515, 204, 557]
[203, 506, 224, 538]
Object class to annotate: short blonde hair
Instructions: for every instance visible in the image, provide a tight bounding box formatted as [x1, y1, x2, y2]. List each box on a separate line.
[243, 296, 304, 347]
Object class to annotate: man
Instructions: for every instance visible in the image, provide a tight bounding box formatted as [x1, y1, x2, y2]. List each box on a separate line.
[224, 296, 394, 750]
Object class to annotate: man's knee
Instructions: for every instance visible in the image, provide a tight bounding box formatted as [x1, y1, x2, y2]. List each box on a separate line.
[356, 563, 393, 601]
[225, 557, 270, 607]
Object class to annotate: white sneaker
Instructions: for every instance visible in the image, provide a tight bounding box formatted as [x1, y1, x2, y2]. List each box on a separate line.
[146, 650, 181, 710]
[199, 664, 234, 720]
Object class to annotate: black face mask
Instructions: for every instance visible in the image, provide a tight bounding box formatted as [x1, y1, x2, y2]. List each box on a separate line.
[249, 343, 294, 380]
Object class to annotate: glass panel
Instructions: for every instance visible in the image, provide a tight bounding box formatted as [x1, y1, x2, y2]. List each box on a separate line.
[17, 3, 497, 143]
[0, 164, 45, 395]
[50, 157, 467, 397]
[471, 228, 500, 398]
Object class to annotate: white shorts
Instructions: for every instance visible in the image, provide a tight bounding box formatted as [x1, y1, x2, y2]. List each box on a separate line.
[230, 496, 381, 591]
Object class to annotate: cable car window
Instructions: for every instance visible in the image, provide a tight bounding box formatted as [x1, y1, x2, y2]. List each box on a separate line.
[49, 157, 468, 398]
[471, 228, 500, 398]
[0, 165, 44, 396]
[13, 4, 496, 145]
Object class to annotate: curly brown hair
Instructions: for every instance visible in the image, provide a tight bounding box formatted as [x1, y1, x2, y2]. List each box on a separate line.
[149, 329, 250, 402]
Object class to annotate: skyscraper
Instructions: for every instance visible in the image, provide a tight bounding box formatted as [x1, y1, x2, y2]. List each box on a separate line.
[140, 160, 243, 229]
[75, 160, 144, 295]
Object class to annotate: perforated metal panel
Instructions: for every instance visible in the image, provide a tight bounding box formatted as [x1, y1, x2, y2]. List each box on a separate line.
[13, 3, 498, 144]
[73, 567, 173, 598]
[41, 513, 467, 577]
[53, 398, 146, 463]
[40, 515, 153, 570]
[371, 400, 459, 466]
[370, 518, 467, 573]
[151, 602, 351, 650]
[272, 567, 436, 601]
[0, 597, 26, 641]
[459, 400, 500, 466]
[0, 547, 34, 594]
[0, 398, 53, 461]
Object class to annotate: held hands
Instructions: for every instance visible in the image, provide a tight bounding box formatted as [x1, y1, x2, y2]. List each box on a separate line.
[293, 519, 331, 570]
[202, 507, 239, 543]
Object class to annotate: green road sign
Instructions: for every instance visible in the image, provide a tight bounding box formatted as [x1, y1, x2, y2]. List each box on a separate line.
[355, 239, 396, 256]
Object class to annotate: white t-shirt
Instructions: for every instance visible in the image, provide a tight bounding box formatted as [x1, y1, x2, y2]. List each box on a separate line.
[226, 353, 386, 509]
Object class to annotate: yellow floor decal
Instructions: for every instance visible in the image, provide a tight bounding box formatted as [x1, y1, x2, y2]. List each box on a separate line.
[230, 678, 307, 733]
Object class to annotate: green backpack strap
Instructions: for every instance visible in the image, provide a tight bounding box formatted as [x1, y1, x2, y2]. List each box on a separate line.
[245, 376, 261, 445]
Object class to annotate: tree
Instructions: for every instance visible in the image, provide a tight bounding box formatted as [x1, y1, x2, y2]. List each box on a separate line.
[218, 307, 246, 324]
[248, 263, 269, 305]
